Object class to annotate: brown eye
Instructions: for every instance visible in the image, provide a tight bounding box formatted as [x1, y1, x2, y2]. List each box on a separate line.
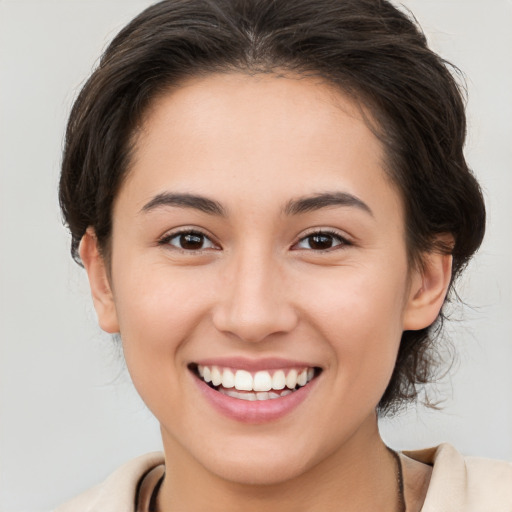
[310, 234, 335, 250]
[166, 231, 216, 251]
[295, 231, 347, 251]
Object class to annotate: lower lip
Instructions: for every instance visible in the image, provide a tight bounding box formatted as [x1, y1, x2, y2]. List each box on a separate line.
[192, 372, 318, 424]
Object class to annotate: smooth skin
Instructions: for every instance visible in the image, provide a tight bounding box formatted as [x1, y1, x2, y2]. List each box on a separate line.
[80, 73, 450, 511]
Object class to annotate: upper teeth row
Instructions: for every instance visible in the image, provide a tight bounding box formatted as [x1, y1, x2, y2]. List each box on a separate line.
[197, 365, 315, 392]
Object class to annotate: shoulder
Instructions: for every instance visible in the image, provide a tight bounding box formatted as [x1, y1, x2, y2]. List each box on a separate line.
[53, 452, 165, 512]
[403, 443, 512, 512]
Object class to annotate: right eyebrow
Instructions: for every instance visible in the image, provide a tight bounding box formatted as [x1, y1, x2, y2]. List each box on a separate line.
[140, 192, 226, 216]
[283, 191, 373, 217]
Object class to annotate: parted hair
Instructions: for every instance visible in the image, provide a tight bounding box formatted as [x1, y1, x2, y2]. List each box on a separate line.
[59, 0, 486, 414]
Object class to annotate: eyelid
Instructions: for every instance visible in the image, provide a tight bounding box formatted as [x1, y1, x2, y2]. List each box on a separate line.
[291, 228, 353, 251]
[157, 226, 352, 253]
[158, 227, 221, 251]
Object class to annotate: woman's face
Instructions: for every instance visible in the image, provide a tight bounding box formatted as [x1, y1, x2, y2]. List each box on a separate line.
[87, 73, 434, 484]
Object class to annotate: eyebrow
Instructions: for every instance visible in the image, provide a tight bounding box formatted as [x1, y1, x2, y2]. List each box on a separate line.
[283, 192, 373, 217]
[141, 192, 226, 216]
[140, 191, 372, 218]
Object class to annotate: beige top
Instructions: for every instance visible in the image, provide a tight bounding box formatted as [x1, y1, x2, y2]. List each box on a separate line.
[54, 444, 512, 511]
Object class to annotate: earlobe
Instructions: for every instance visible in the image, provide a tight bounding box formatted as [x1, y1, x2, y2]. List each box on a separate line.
[403, 249, 453, 331]
[79, 228, 120, 334]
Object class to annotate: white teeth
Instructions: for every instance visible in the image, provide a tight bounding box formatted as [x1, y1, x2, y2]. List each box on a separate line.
[272, 370, 286, 390]
[286, 369, 298, 389]
[197, 365, 318, 395]
[220, 388, 239, 399]
[221, 368, 235, 388]
[218, 388, 295, 401]
[297, 369, 307, 387]
[211, 366, 222, 386]
[219, 388, 281, 401]
[234, 370, 253, 391]
[219, 388, 243, 400]
[253, 371, 272, 391]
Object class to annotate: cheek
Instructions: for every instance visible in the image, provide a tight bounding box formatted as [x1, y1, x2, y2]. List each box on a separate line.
[299, 264, 408, 391]
[111, 265, 215, 391]
[113, 260, 213, 335]
[301, 261, 408, 334]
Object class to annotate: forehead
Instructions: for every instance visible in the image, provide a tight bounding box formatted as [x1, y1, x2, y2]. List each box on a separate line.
[138, 72, 378, 160]
[120, 72, 402, 221]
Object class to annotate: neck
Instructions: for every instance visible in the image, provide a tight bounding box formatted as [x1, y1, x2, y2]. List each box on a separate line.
[157, 414, 402, 512]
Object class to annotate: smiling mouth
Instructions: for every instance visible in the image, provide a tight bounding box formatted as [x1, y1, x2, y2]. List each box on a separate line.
[189, 364, 322, 401]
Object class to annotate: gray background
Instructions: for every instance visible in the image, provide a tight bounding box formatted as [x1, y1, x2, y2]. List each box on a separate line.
[1, 1, 511, 510]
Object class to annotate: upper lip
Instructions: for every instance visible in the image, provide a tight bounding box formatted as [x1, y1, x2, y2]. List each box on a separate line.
[191, 357, 320, 372]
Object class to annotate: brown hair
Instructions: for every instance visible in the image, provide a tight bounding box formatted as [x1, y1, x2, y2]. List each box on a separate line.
[59, 0, 486, 414]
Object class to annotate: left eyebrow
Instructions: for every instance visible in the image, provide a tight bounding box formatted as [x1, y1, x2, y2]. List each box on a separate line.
[283, 192, 373, 217]
[140, 192, 226, 216]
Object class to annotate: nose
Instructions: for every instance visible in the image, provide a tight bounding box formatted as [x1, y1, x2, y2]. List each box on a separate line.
[212, 249, 299, 343]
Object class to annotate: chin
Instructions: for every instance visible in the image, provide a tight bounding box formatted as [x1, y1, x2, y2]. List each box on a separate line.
[191, 433, 322, 486]
[206, 453, 311, 486]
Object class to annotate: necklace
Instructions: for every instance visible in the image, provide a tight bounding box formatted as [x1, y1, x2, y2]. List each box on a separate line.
[388, 447, 406, 512]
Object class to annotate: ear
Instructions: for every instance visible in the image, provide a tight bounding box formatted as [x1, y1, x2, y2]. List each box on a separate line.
[79, 228, 120, 334]
[403, 247, 453, 331]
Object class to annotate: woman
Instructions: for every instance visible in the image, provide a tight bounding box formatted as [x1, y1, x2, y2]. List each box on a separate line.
[55, 0, 511, 510]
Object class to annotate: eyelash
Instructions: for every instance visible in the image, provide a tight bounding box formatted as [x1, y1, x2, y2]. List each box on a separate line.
[292, 230, 352, 252]
[158, 229, 220, 253]
[159, 228, 352, 254]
